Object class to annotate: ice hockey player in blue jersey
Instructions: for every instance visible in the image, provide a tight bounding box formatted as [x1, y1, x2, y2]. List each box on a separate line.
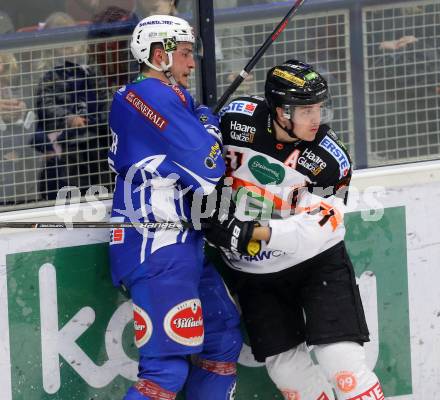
[205, 60, 385, 400]
[108, 14, 255, 400]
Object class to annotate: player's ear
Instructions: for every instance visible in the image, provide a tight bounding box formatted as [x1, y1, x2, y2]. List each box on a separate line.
[151, 46, 166, 66]
[276, 106, 289, 125]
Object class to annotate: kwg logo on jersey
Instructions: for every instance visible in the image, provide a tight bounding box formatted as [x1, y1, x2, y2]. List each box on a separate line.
[125, 90, 168, 131]
[133, 303, 153, 348]
[110, 228, 125, 245]
[221, 100, 258, 116]
[240, 250, 286, 262]
[319, 136, 350, 178]
[298, 148, 327, 176]
[230, 120, 256, 143]
[164, 299, 204, 346]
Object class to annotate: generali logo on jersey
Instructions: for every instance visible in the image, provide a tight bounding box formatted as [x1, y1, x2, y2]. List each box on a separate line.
[164, 299, 204, 346]
[133, 303, 153, 348]
[125, 90, 168, 131]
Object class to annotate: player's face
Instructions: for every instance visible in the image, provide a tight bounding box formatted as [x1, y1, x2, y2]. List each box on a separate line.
[170, 42, 195, 88]
[291, 102, 322, 141]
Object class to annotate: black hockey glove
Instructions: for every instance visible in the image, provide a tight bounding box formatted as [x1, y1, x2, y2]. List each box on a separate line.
[203, 214, 261, 256]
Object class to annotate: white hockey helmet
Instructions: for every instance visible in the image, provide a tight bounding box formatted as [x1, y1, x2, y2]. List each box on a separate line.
[130, 14, 195, 72]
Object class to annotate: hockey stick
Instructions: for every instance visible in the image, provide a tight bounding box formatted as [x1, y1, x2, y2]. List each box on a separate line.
[213, 0, 306, 113]
[0, 221, 194, 230]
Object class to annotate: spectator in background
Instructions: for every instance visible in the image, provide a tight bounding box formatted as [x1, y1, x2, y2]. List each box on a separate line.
[177, 0, 256, 95]
[90, 6, 137, 89]
[32, 12, 110, 200]
[0, 11, 15, 35]
[0, 52, 40, 205]
[134, 0, 178, 18]
[66, 0, 135, 21]
[2, 0, 60, 30]
[371, 5, 440, 160]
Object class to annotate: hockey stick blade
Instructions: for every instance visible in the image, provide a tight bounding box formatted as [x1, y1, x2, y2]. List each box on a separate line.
[214, 0, 306, 113]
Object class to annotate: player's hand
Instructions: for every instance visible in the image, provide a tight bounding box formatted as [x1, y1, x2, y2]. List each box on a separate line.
[203, 214, 261, 256]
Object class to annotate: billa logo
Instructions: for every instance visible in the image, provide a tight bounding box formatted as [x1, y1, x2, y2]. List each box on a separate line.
[133, 304, 153, 348]
[164, 299, 204, 346]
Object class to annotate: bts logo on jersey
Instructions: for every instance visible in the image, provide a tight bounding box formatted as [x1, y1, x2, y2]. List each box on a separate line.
[319, 136, 350, 178]
[221, 100, 258, 116]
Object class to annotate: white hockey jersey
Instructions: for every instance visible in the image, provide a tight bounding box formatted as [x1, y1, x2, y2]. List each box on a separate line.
[219, 96, 352, 274]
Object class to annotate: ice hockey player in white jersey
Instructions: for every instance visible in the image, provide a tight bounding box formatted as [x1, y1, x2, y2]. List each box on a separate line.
[205, 60, 385, 400]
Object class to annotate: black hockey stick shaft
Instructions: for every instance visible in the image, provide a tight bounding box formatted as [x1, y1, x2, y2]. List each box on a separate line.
[0, 221, 194, 230]
[213, 0, 306, 113]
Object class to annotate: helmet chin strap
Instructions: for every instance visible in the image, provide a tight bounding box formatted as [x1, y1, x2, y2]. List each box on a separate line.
[143, 53, 178, 85]
[160, 51, 177, 85]
[162, 63, 178, 85]
[274, 116, 298, 140]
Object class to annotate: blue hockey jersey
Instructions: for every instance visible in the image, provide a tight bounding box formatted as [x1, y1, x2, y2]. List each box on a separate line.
[108, 77, 224, 284]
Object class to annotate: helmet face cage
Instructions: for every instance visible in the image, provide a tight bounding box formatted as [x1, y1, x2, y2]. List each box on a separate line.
[265, 60, 333, 124]
[130, 15, 195, 72]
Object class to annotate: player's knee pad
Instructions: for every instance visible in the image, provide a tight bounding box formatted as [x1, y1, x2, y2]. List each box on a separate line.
[314, 342, 384, 399]
[265, 343, 335, 400]
[185, 356, 237, 400]
[137, 355, 189, 394]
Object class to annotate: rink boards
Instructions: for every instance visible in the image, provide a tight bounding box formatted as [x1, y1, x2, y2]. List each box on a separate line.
[0, 161, 439, 399]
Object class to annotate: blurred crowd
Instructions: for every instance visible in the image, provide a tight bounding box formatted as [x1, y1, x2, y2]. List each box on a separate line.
[0, 1, 438, 205]
[0, 0, 283, 205]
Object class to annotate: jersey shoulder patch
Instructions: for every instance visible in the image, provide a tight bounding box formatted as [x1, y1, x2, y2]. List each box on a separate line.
[123, 89, 169, 131]
[220, 98, 259, 117]
[318, 135, 351, 179]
